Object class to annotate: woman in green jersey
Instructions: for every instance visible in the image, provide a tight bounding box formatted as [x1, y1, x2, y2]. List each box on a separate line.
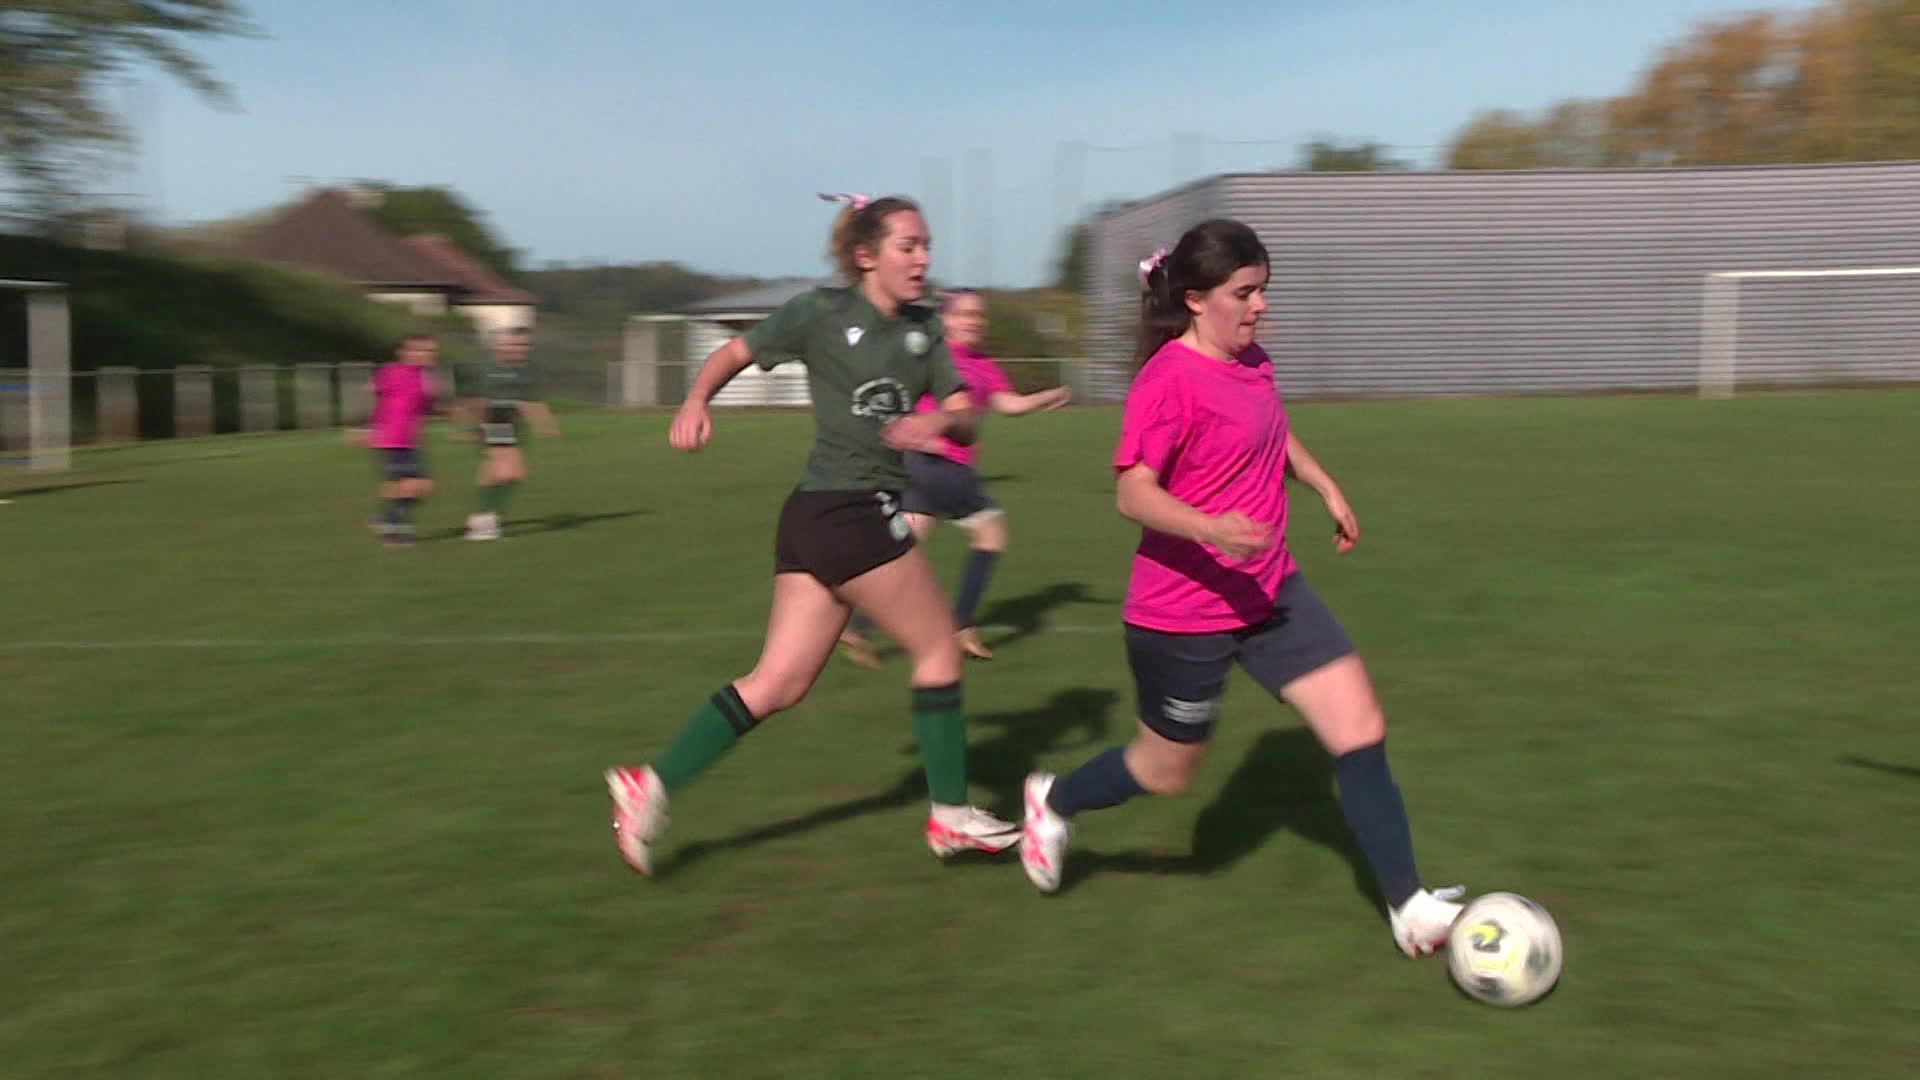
[603, 194, 1020, 879]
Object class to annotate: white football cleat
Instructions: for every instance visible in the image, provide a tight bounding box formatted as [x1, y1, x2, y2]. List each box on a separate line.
[924, 805, 1021, 857]
[1391, 885, 1467, 957]
[1020, 773, 1071, 893]
[465, 512, 501, 541]
[605, 765, 668, 876]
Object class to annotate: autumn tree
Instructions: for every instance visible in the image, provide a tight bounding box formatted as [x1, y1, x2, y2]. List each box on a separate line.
[1295, 138, 1410, 172]
[1445, 0, 1920, 169]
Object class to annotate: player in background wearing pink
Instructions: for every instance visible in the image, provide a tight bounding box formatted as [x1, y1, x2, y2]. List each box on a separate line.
[839, 287, 1071, 667]
[1018, 220, 1466, 958]
[366, 333, 440, 547]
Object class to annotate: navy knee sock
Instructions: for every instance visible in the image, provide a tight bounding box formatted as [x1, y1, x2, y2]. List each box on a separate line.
[1046, 746, 1146, 818]
[1334, 740, 1420, 909]
[952, 548, 999, 629]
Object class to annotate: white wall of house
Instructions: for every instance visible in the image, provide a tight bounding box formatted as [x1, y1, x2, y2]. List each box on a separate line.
[460, 303, 537, 339]
[367, 291, 450, 316]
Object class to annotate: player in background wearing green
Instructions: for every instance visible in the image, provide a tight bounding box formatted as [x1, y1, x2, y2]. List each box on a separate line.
[459, 326, 559, 542]
[603, 194, 1021, 878]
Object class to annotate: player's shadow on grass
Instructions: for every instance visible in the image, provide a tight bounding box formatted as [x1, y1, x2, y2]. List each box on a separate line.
[974, 580, 1106, 651]
[860, 580, 1107, 662]
[1069, 728, 1384, 915]
[660, 687, 1118, 876]
[1842, 755, 1920, 781]
[510, 508, 650, 537]
[421, 508, 647, 541]
[0, 478, 133, 500]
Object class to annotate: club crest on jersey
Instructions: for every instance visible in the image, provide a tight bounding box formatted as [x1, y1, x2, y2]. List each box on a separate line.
[844, 326, 864, 347]
[904, 329, 929, 355]
[850, 377, 909, 418]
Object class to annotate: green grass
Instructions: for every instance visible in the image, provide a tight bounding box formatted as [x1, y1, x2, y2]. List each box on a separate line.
[3, 394, 1918, 1077]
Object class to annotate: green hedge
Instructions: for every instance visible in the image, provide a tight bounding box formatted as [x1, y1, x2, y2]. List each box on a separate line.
[0, 235, 449, 374]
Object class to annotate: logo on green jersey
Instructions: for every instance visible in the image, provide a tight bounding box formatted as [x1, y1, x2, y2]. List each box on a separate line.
[904, 329, 929, 355]
[850, 377, 909, 419]
[875, 492, 911, 540]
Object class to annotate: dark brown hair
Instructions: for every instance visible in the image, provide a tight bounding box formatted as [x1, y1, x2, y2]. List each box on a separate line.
[1136, 219, 1269, 365]
[828, 196, 923, 281]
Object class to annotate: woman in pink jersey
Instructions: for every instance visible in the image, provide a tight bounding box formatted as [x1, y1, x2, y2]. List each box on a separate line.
[365, 333, 440, 546]
[1018, 220, 1466, 959]
[839, 288, 1071, 666]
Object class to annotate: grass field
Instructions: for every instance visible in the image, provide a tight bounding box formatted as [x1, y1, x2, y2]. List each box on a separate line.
[4, 394, 1918, 1077]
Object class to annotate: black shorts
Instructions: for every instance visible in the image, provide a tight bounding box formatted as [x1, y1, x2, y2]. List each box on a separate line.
[900, 452, 997, 523]
[375, 447, 425, 481]
[773, 489, 915, 587]
[1125, 573, 1356, 744]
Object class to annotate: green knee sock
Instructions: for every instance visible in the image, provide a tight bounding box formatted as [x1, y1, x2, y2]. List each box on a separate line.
[911, 683, 968, 805]
[652, 686, 758, 792]
[479, 481, 515, 516]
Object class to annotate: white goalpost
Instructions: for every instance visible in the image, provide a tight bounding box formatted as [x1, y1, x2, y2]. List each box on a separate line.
[1698, 266, 1920, 399]
[1, 279, 71, 472]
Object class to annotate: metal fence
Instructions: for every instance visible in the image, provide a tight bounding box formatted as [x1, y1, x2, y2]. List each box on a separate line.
[0, 363, 378, 451]
[601, 356, 1085, 409]
[0, 358, 1095, 458]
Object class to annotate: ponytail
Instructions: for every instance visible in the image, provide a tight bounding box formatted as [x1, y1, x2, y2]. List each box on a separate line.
[1132, 220, 1270, 368]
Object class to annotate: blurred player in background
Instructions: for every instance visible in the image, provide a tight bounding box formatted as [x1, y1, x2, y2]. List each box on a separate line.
[460, 326, 559, 541]
[365, 333, 440, 547]
[839, 287, 1071, 667]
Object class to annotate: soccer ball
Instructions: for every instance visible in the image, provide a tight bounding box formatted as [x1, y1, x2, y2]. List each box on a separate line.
[1446, 892, 1563, 1007]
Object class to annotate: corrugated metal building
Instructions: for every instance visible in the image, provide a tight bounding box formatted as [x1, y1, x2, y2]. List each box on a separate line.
[1086, 162, 1920, 400]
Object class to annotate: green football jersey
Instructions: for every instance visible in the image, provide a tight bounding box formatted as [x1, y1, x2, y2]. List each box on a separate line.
[473, 360, 539, 425]
[743, 287, 961, 492]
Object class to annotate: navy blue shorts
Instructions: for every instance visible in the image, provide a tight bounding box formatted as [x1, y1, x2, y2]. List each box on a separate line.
[375, 447, 425, 481]
[1125, 573, 1356, 744]
[900, 452, 997, 523]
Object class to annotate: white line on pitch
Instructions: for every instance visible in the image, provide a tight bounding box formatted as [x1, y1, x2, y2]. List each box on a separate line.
[0, 623, 1116, 652]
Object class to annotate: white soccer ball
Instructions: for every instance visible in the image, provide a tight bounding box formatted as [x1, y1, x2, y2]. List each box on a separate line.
[1447, 892, 1563, 1007]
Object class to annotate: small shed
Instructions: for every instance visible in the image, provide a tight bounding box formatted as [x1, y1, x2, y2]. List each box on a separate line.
[617, 279, 820, 406]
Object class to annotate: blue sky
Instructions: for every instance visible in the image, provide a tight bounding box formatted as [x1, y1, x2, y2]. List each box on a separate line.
[121, 0, 1818, 286]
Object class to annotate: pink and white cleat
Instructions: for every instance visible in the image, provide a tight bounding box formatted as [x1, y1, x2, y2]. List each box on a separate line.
[925, 805, 1021, 857]
[604, 765, 668, 876]
[1390, 885, 1467, 957]
[1020, 773, 1070, 893]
